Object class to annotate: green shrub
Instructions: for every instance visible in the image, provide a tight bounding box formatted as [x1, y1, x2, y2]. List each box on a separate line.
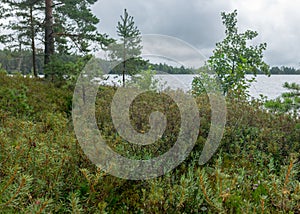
[265, 82, 300, 117]
[1, 75, 299, 213]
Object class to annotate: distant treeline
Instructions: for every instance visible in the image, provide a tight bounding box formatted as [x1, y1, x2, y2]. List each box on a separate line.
[0, 49, 195, 75]
[0, 49, 299, 75]
[149, 63, 194, 74]
[268, 66, 300, 75]
[0, 49, 44, 74]
[0, 49, 83, 75]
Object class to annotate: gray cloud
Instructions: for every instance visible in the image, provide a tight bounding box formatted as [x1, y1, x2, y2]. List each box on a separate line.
[92, 0, 300, 68]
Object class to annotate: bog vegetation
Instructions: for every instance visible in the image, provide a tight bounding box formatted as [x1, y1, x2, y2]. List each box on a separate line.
[0, 71, 300, 213]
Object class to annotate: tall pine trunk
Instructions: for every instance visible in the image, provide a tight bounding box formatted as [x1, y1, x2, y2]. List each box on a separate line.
[123, 40, 126, 87]
[30, 5, 37, 77]
[44, 0, 54, 66]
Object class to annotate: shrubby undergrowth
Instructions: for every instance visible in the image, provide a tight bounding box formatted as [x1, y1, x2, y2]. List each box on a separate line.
[0, 73, 300, 213]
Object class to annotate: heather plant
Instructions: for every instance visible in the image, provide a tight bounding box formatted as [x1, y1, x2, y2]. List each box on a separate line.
[0, 73, 300, 213]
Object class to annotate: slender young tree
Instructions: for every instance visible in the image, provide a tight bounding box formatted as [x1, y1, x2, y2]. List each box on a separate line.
[208, 10, 269, 95]
[109, 9, 144, 87]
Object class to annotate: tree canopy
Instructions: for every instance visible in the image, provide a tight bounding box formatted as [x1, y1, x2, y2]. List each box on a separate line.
[108, 9, 146, 86]
[208, 10, 270, 95]
[0, 0, 111, 77]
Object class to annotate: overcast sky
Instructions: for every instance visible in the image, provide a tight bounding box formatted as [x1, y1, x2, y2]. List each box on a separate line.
[92, 0, 300, 68]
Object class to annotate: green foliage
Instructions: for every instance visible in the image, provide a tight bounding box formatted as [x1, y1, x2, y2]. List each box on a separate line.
[265, 82, 300, 116]
[191, 72, 221, 97]
[0, 84, 32, 116]
[0, 0, 43, 76]
[0, 0, 43, 49]
[117, 9, 142, 53]
[0, 49, 44, 75]
[207, 10, 269, 96]
[50, 0, 111, 53]
[43, 54, 93, 87]
[0, 74, 300, 212]
[0, 73, 72, 118]
[0, 63, 7, 75]
[0, 0, 111, 76]
[127, 68, 160, 91]
[108, 9, 146, 86]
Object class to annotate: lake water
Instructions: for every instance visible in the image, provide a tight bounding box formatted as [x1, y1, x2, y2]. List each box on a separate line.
[100, 74, 300, 99]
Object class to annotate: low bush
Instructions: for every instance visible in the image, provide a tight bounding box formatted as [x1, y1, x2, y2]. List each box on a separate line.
[0, 74, 299, 213]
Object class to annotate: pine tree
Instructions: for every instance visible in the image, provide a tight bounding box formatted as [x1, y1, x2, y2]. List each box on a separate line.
[109, 9, 145, 87]
[44, 0, 111, 65]
[44, 0, 54, 66]
[1, 0, 111, 76]
[1, 0, 43, 77]
[265, 82, 300, 116]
